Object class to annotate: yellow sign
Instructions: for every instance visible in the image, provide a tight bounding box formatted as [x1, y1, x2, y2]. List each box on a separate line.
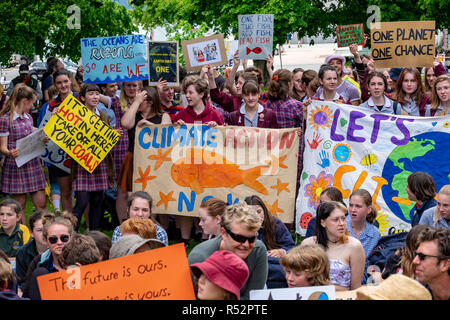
[43, 94, 120, 173]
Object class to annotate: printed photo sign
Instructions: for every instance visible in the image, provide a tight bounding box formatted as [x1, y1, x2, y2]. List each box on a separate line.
[81, 34, 148, 84]
[181, 34, 228, 72]
[43, 94, 120, 173]
[238, 14, 273, 60]
[336, 23, 365, 47]
[371, 21, 435, 67]
[37, 243, 196, 300]
[296, 101, 450, 236]
[148, 41, 179, 86]
[133, 124, 300, 223]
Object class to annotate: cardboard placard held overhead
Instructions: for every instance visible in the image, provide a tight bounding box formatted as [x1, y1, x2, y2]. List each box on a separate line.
[37, 243, 196, 300]
[181, 34, 228, 72]
[336, 24, 365, 47]
[371, 21, 435, 68]
[238, 14, 274, 60]
[148, 41, 179, 86]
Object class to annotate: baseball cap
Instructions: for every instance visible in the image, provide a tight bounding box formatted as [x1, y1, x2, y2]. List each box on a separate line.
[19, 64, 29, 74]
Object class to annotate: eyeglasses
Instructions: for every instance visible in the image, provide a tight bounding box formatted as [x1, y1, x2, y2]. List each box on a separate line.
[224, 227, 257, 244]
[413, 251, 440, 261]
[48, 234, 70, 244]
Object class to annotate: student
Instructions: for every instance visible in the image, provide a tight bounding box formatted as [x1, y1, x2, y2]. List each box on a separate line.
[227, 80, 278, 128]
[188, 203, 268, 300]
[244, 195, 295, 288]
[174, 75, 224, 247]
[198, 198, 227, 240]
[290, 68, 306, 101]
[41, 58, 64, 103]
[120, 218, 156, 239]
[110, 234, 166, 259]
[301, 201, 365, 291]
[120, 86, 171, 230]
[0, 258, 28, 300]
[111, 191, 168, 246]
[0, 84, 47, 220]
[71, 84, 115, 232]
[281, 244, 331, 287]
[347, 189, 381, 259]
[359, 71, 405, 115]
[22, 212, 77, 299]
[406, 172, 437, 227]
[57, 233, 100, 269]
[190, 250, 249, 300]
[0, 199, 30, 257]
[419, 185, 450, 229]
[300, 70, 318, 102]
[392, 68, 429, 116]
[428, 74, 450, 116]
[85, 230, 112, 261]
[311, 65, 352, 104]
[15, 210, 48, 287]
[423, 57, 447, 99]
[156, 78, 184, 122]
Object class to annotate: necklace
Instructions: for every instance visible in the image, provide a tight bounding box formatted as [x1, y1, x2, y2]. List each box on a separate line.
[328, 239, 339, 244]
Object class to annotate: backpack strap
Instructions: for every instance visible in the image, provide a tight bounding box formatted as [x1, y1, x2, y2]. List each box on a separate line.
[393, 101, 398, 115]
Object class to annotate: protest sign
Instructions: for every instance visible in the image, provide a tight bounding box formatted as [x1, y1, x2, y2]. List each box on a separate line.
[336, 24, 365, 47]
[238, 14, 273, 60]
[81, 34, 148, 84]
[15, 128, 46, 168]
[296, 100, 450, 236]
[250, 285, 336, 300]
[43, 94, 120, 173]
[182, 34, 228, 72]
[133, 124, 299, 223]
[216, 40, 239, 69]
[37, 243, 196, 300]
[371, 21, 435, 68]
[38, 107, 71, 173]
[148, 41, 179, 86]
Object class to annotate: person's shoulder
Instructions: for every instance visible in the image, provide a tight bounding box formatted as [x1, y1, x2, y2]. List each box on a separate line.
[346, 235, 364, 249]
[300, 236, 316, 246]
[188, 237, 221, 262]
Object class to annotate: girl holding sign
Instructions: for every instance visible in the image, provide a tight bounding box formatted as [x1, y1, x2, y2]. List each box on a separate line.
[429, 74, 450, 116]
[71, 84, 115, 232]
[0, 84, 47, 220]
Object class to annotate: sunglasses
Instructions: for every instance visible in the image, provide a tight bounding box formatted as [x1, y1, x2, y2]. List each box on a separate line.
[224, 227, 257, 244]
[413, 251, 440, 261]
[48, 234, 70, 244]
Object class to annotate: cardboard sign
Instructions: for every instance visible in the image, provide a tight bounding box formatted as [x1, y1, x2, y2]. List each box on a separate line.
[81, 34, 148, 84]
[148, 41, 179, 86]
[182, 34, 228, 72]
[43, 94, 120, 173]
[371, 21, 435, 68]
[250, 285, 336, 300]
[336, 24, 365, 47]
[39, 107, 71, 173]
[15, 128, 46, 167]
[216, 40, 239, 69]
[296, 100, 450, 236]
[133, 124, 300, 223]
[37, 243, 196, 300]
[238, 14, 273, 60]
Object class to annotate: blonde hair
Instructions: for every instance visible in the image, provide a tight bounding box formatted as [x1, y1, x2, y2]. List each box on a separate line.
[119, 81, 142, 112]
[281, 244, 330, 286]
[434, 185, 450, 225]
[0, 259, 13, 286]
[42, 211, 77, 240]
[221, 203, 262, 232]
[182, 75, 209, 99]
[430, 74, 450, 111]
[120, 217, 156, 239]
[0, 83, 36, 127]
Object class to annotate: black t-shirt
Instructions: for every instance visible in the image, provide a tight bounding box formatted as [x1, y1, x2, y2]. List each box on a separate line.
[128, 112, 162, 152]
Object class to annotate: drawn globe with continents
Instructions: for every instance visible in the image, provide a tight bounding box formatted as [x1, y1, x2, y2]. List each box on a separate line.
[381, 132, 450, 223]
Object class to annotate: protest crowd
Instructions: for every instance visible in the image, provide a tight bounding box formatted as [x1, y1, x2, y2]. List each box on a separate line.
[0, 19, 449, 301]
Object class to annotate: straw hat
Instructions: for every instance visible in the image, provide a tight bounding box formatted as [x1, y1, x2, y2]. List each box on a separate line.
[356, 274, 432, 300]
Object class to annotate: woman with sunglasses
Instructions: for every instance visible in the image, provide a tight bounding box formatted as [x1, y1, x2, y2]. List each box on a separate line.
[188, 202, 267, 300]
[22, 212, 77, 299]
[301, 201, 365, 291]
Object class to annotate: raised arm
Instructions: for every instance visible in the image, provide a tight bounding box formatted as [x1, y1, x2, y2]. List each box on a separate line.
[121, 90, 146, 129]
[225, 50, 240, 96]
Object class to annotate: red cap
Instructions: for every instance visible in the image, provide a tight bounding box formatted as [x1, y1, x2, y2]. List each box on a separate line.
[191, 250, 249, 300]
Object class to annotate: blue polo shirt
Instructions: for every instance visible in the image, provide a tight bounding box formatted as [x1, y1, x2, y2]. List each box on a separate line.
[346, 215, 381, 259]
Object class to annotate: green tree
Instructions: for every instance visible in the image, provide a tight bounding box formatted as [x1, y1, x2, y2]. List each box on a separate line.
[0, 0, 137, 65]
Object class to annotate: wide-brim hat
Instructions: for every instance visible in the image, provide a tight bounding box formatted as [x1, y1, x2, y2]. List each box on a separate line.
[325, 54, 349, 75]
[109, 234, 165, 259]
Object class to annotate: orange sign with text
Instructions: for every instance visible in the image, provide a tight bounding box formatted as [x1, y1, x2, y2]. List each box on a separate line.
[37, 243, 196, 300]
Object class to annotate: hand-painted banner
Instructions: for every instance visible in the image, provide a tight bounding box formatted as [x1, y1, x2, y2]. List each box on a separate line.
[81, 34, 148, 84]
[37, 243, 196, 300]
[296, 101, 450, 236]
[133, 124, 299, 223]
[148, 41, 179, 86]
[371, 21, 435, 68]
[43, 94, 120, 173]
[38, 106, 71, 173]
[336, 23, 364, 48]
[250, 285, 336, 300]
[238, 14, 273, 60]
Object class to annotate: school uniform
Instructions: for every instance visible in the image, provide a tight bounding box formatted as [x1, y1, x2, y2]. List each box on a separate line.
[0, 223, 31, 257]
[313, 91, 352, 105]
[228, 103, 279, 128]
[108, 96, 128, 180]
[359, 96, 404, 115]
[173, 100, 224, 124]
[0, 112, 46, 194]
